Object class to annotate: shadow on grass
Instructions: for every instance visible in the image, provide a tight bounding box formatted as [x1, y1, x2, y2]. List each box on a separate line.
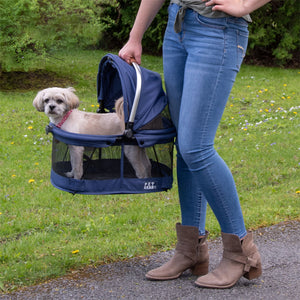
[0, 70, 75, 91]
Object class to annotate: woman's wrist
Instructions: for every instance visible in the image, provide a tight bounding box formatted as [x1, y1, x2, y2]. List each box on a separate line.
[205, 0, 271, 17]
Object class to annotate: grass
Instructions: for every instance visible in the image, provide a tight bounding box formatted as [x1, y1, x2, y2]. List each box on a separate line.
[0, 49, 299, 292]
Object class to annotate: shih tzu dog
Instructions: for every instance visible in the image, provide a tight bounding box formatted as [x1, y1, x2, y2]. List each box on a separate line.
[33, 87, 151, 179]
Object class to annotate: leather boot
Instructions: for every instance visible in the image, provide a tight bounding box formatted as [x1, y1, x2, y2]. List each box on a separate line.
[146, 223, 209, 280]
[195, 231, 262, 289]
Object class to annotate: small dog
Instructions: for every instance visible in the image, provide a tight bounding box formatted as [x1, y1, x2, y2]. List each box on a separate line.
[33, 87, 151, 179]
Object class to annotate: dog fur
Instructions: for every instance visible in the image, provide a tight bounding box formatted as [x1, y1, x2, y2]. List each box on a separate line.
[33, 87, 151, 179]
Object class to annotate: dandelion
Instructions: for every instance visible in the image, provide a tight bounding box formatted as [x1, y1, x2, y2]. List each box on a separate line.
[35, 162, 39, 165]
[28, 179, 35, 183]
[91, 104, 95, 107]
[283, 84, 287, 87]
[247, 85, 251, 88]
[28, 126, 33, 130]
[293, 112, 298, 115]
[12, 174, 16, 178]
[11, 142, 14, 145]
[296, 191, 300, 194]
[72, 250, 79, 254]
[264, 89, 268, 92]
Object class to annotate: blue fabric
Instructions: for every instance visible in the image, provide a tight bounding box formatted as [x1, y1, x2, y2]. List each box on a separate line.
[47, 124, 118, 147]
[97, 54, 168, 132]
[50, 169, 173, 195]
[47, 123, 175, 148]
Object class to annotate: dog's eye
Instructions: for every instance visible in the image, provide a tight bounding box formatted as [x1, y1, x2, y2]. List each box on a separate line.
[44, 99, 49, 104]
[56, 99, 63, 104]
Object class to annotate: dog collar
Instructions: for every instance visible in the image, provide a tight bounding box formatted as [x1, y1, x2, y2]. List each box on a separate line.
[56, 110, 73, 128]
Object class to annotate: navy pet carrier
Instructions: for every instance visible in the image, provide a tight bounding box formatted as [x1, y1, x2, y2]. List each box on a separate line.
[46, 54, 176, 194]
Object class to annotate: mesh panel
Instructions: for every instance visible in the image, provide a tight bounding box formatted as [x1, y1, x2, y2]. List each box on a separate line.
[51, 137, 173, 181]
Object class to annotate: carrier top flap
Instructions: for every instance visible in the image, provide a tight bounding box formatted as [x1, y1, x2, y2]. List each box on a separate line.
[97, 54, 167, 132]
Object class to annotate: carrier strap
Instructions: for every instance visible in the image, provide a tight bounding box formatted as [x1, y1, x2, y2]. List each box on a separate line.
[56, 110, 73, 128]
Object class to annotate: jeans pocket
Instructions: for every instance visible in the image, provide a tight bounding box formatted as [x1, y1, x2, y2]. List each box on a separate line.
[195, 14, 226, 30]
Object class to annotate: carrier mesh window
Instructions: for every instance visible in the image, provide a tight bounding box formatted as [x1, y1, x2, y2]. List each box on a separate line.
[51, 138, 173, 180]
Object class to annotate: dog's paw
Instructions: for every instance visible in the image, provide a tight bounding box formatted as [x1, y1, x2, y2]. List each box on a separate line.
[65, 170, 83, 179]
[65, 171, 74, 178]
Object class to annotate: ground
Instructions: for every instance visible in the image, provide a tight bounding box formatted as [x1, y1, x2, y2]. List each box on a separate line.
[0, 70, 74, 92]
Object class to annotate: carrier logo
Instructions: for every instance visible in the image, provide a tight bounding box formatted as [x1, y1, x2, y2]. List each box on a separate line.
[144, 182, 157, 190]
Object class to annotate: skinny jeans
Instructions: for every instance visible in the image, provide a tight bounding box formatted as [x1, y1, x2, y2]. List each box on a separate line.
[163, 4, 248, 238]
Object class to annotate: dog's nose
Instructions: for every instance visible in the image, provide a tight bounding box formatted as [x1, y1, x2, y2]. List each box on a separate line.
[49, 105, 55, 111]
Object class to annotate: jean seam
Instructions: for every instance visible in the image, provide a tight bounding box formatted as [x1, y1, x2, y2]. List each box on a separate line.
[205, 162, 234, 232]
[207, 29, 236, 233]
[199, 29, 226, 148]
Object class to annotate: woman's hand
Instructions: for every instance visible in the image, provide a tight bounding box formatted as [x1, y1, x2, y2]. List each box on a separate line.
[119, 0, 165, 65]
[119, 39, 143, 65]
[204, 0, 271, 17]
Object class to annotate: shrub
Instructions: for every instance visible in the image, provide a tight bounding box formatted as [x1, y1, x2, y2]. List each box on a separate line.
[0, 0, 103, 72]
[1, 0, 298, 71]
[99, 0, 169, 55]
[246, 0, 300, 67]
[99, 0, 299, 67]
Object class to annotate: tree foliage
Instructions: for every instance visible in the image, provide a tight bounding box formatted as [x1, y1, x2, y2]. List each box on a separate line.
[246, 0, 300, 66]
[100, 0, 300, 67]
[0, 0, 299, 72]
[0, 0, 103, 71]
[99, 0, 169, 54]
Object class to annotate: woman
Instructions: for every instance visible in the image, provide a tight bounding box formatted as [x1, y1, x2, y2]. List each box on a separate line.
[119, 0, 271, 289]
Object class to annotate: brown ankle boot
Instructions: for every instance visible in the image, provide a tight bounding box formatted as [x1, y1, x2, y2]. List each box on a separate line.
[145, 223, 209, 280]
[195, 231, 262, 289]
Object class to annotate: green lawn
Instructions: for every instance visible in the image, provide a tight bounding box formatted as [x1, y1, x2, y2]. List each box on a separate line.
[0, 50, 299, 292]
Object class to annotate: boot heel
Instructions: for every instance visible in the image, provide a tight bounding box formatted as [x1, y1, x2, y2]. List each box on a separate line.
[243, 262, 262, 280]
[191, 261, 209, 276]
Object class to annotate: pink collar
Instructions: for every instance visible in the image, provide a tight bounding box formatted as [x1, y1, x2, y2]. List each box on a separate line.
[56, 110, 73, 128]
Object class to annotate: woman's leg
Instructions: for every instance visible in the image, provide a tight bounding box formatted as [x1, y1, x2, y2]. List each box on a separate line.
[163, 5, 207, 236]
[145, 5, 210, 281]
[164, 6, 249, 239]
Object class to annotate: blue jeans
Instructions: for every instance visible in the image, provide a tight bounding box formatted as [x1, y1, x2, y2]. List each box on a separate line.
[163, 4, 249, 238]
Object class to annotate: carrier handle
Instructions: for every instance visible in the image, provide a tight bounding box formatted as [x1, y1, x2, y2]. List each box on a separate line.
[125, 60, 142, 138]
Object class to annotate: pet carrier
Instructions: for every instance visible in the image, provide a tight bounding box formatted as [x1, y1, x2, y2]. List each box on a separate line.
[46, 54, 176, 194]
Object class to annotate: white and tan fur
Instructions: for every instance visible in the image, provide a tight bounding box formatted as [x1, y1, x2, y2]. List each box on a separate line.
[33, 87, 151, 179]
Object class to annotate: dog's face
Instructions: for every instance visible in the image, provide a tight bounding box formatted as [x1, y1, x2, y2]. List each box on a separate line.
[33, 87, 80, 118]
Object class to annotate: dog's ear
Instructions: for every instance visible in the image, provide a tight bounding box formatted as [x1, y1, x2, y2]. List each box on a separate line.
[64, 87, 80, 109]
[33, 90, 45, 112]
[115, 97, 124, 121]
